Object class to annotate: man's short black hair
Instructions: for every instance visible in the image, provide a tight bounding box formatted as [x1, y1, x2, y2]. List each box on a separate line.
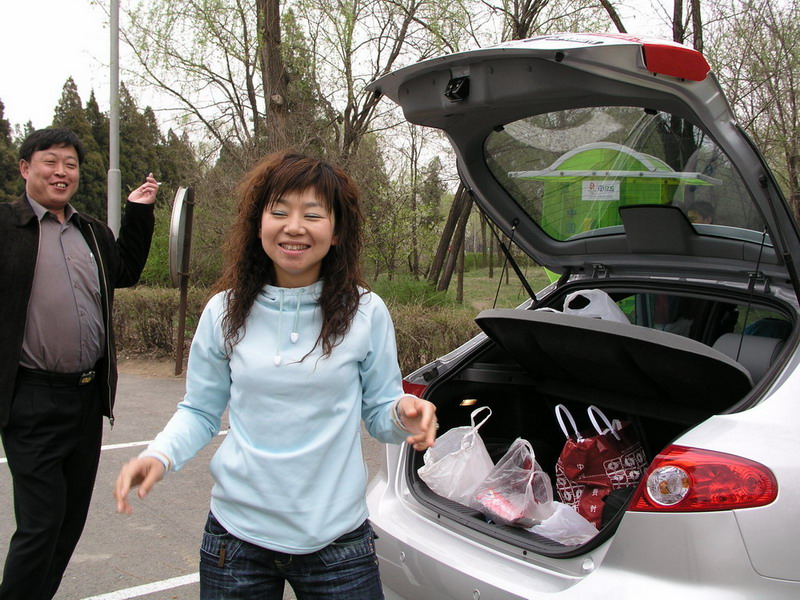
[19, 128, 85, 165]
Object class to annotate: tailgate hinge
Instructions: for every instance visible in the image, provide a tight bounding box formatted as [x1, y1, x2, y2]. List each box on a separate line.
[747, 270, 770, 293]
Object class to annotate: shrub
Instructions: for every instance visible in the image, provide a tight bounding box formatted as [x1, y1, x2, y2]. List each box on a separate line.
[388, 302, 480, 375]
[138, 202, 172, 286]
[114, 286, 209, 358]
[113, 286, 482, 378]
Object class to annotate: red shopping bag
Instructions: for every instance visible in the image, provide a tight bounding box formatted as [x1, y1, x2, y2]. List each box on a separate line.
[554, 405, 647, 529]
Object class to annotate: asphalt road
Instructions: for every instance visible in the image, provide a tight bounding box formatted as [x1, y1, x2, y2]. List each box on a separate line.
[0, 367, 386, 600]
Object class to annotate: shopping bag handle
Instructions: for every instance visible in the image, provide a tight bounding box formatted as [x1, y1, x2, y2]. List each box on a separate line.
[587, 405, 622, 440]
[520, 438, 536, 485]
[469, 406, 492, 430]
[555, 404, 583, 442]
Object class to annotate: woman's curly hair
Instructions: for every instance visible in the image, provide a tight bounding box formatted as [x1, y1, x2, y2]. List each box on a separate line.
[212, 151, 367, 357]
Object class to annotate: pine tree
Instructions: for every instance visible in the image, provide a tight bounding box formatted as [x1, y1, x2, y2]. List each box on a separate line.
[85, 91, 110, 166]
[159, 129, 197, 190]
[119, 84, 161, 196]
[0, 99, 21, 202]
[51, 78, 107, 219]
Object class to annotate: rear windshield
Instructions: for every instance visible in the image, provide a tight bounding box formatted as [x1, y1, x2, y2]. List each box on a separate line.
[485, 106, 767, 243]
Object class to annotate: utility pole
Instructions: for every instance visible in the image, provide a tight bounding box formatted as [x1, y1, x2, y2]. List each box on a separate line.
[108, 0, 121, 236]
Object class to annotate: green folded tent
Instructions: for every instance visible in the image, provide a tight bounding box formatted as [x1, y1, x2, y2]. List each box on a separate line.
[510, 142, 721, 241]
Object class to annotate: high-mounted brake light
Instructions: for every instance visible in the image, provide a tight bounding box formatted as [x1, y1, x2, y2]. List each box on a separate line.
[591, 33, 711, 81]
[629, 445, 777, 512]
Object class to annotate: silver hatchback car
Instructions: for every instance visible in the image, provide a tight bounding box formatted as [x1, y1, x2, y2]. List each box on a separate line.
[367, 33, 800, 599]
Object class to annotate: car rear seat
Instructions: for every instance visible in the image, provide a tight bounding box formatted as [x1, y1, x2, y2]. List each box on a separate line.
[712, 333, 784, 383]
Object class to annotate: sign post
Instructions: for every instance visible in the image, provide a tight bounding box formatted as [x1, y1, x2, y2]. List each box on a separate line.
[169, 187, 195, 375]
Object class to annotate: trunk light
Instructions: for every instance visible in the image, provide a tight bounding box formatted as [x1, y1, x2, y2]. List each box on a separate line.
[629, 445, 777, 512]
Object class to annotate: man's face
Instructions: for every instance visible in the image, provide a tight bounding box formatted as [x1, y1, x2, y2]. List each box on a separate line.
[19, 144, 80, 213]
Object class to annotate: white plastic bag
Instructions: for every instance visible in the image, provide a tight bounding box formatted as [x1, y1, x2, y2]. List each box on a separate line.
[418, 407, 494, 505]
[470, 438, 555, 527]
[529, 502, 598, 546]
[562, 289, 629, 324]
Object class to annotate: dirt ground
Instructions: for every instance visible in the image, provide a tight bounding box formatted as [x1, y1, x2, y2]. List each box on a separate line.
[118, 356, 187, 379]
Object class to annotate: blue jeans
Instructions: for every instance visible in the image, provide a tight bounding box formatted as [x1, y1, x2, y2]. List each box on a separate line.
[199, 512, 384, 600]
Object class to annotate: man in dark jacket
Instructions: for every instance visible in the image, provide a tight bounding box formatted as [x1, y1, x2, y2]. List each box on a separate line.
[0, 128, 158, 599]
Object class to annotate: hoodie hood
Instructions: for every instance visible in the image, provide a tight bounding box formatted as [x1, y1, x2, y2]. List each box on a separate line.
[256, 280, 324, 366]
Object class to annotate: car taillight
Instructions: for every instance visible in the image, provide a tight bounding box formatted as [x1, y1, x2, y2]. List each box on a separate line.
[402, 379, 428, 398]
[628, 445, 777, 512]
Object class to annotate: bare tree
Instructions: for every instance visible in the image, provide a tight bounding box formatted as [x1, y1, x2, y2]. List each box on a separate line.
[705, 0, 800, 217]
[478, 0, 629, 40]
[669, 0, 703, 49]
[295, 0, 464, 162]
[118, 0, 334, 165]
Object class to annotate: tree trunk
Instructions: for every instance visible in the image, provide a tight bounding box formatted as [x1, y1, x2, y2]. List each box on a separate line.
[691, 0, 703, 51]
[456, 232, 465, 304]
[598, 0, 628, 33]
[257, 0, 289, 148]
[489, 230, 494, 278]
[438, 194, 473, 292]
[673, 0, 686, 43]
[429, 183, 467, 285]
[481, 213, 487, 269]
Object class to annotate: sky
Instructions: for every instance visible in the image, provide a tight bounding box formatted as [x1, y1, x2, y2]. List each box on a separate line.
[1, 0, 116, 130]
[1, 1, 666, 132]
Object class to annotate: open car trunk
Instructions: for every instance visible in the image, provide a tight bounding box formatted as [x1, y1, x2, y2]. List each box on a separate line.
[407, 284, 790, 558]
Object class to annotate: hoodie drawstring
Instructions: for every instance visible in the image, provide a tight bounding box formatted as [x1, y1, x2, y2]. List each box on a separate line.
[274, 288, 304, 366]
[274, 290, 285, 366]
[291, 289, 303, 344]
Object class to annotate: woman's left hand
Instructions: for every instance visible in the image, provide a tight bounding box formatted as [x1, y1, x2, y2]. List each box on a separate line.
[397, 395, 438, 451]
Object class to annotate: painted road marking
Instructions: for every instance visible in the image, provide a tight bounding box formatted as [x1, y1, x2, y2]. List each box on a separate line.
[0, 431, 227, 464]
[81, 573, 199, 600]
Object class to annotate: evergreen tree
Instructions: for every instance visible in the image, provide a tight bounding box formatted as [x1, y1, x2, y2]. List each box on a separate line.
[13, 122, 34, 146]
[279, 8, 337, 157]
[85, 91, 110, 166]
[51, 78, 107, 218]
[159, 129, 197, 189]
[0, 100, 21, 202]
[119, 84, 161, 196]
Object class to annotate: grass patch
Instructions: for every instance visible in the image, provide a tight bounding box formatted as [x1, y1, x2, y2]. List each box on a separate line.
[459, 264, 552, 311]
[369, 275, 455, 307]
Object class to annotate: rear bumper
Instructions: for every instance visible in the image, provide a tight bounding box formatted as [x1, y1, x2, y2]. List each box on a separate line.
[368, 465, 799, 599]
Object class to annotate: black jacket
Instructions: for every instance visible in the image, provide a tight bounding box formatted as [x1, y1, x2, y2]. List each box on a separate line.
[0, 195, 155, 427]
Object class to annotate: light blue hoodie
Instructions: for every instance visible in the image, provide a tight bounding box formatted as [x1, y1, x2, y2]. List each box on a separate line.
[144, 280, 408, 553]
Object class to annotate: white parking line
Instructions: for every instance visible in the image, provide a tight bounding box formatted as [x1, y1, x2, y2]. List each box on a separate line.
[80, 573, 199, 600]
[0, 431, 228, 464]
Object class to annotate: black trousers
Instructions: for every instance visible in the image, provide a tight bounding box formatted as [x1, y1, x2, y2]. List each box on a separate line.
[0, 374, 103, 600]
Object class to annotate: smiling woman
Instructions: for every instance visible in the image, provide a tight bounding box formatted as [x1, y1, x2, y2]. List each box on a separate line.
[259, 188, 337, 289]
[112, 150, 438, 600]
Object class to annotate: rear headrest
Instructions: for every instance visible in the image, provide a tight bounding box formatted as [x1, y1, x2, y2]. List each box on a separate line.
[712, 333, 784, 383]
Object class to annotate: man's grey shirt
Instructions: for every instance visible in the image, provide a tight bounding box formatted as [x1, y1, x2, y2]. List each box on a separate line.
[20, 196, 104, 373]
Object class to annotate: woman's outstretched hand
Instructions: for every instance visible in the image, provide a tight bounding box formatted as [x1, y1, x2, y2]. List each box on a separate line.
[114, 456, 166, 515]
[397, 395, 438, 451]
